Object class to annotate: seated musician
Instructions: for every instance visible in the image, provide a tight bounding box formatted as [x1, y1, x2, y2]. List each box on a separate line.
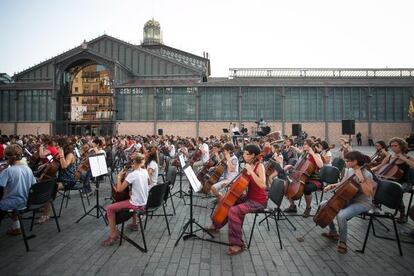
[284, 139, 324, 217]
[145, 146, 159, 188]
[102, 153, 149, 245]
[0, 145, 36, 235]
[322, 151, 375, 254]
[371, 137, 414, 223]
[210, 143, 239, 200]
[207, 144, 267, 255]
[266, 143, 285, 186]
[56, 138, 77, 190]
[370, 140, 390, 169]
[339, 138, 352, 160]
[39, 136, 59, 162]
[317, 141, 332, 166]
[193, 137, 209, 173]
[281, 138, 297, 166]
[262, 142, 273, 162]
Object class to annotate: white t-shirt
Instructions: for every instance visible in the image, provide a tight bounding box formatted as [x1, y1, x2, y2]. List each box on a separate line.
[323, 150, 332, 166]
[125, 168, 149, 206]
[169, 144, 176, 158]
[232, 126, 239, 134]
[147, 160, 159, 188]
[200, 143, 209, 163]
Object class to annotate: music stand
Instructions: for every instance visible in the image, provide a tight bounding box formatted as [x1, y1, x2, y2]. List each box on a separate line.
[76, 153, 108, 225]
[222, 129, 229, 133]
[174, 163, 214, 246]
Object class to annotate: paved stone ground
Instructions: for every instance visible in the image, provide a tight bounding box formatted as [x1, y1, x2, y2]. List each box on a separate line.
[1, 147, 414, 275]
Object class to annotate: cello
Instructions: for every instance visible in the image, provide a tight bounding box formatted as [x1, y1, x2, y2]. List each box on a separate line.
[211, 155, 261, 227]
[285, 153, 316, 200]
[202, 158, 227, 194]
[111, 159, 132, 202]
[313, 165, 369, 228]
[375, 156, 404, 181]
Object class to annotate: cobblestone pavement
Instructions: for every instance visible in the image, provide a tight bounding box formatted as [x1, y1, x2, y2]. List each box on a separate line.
[1, 147, 413, 275]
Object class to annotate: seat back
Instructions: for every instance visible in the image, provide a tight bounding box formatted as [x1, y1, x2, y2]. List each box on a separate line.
[374, 180, 403, 210]
[146, 184, 168, 210]
[27, 179, 57, 210]
[269, 178, 285, 207]
[332, 157, 345, 172]
[319, 166, 340, 184]
[166, 166, 177, 186]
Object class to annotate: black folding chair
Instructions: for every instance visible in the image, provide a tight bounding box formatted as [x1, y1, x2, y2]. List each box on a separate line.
[58, 179, 90, 217]
[8, 179, 61, 252]
[332, 157, 345, 173]
[318, 166, 341, 204]
[357, 180, 404, 256]
[249, 178, 296, 250]
[118, 184, 171, 253]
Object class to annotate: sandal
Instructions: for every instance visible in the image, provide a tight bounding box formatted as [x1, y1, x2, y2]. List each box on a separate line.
[205, 225, 220, 233]
[283, 205, 297, 213]
[322, 232, 339, 241]
[37, 215, 50, 224]
[337, 241, 348, 254]
[101, 235, 120, 246]
[226, 245, 245, 256]
[302, 207, 311, 218]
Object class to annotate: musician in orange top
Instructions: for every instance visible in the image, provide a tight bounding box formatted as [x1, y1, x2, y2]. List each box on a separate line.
[207, 144, 267, 256]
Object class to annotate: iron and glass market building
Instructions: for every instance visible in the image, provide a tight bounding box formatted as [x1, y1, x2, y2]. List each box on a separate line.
[0, 19, 413, 144]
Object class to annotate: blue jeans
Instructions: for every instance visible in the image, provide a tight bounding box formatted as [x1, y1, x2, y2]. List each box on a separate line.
[329, 202, 371, 243]
[81, 170, 92, 193]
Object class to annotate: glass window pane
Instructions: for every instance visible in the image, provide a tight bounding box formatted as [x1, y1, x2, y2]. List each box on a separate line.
[241, 88, 257, 121]
[32, 90, 39, 121]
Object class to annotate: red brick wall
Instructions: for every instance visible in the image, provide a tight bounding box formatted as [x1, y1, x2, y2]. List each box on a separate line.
[157, 122, 196, 137]
[0, 123, 15, 135]
[371, 123, 411, 143]
[16, 123, 50, 135]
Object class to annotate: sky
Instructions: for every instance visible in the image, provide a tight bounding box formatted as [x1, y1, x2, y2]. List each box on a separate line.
[1, 0, 414, 77]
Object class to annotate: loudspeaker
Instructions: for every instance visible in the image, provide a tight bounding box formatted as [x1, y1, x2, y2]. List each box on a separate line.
[292, 124, 302, 136]
[342, 120, 355, 135]
[158, 129, 163, 135]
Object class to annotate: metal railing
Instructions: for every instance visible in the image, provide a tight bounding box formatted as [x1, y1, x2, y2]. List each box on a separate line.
[229, 68, 414, 78]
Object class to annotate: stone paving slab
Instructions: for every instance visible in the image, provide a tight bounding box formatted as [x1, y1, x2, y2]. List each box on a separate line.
[0, 146, 414, 275]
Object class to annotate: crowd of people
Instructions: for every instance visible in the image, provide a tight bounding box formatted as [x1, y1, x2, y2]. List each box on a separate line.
[0, 131, 414, 256]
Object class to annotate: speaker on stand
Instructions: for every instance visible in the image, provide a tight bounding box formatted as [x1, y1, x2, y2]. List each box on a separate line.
[292, 124, 302, 137]
[342, 120, 355, 145]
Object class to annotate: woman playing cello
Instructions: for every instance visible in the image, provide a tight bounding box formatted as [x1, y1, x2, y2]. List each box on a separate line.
[206, 144, 267, 256]
[321, 151, 375, 254]
[284, 139, 324, 217]
[372, 137, 414, 223]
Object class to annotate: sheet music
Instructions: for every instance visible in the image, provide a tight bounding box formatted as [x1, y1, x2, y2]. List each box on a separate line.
[89, 154, 108, 177]
[183, 166, 202, 192]
[179, 154, 186, 168]
[74, 148, 80, 158]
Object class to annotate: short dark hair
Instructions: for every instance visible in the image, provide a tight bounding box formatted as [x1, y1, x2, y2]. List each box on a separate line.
[223, 143, 234, 153]
[244, 144, 260, 156]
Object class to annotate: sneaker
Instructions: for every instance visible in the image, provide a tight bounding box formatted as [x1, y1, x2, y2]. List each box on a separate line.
[6, 228, 22, 236]
[302, 207, 311, 218]
[283, 205, 297, 213]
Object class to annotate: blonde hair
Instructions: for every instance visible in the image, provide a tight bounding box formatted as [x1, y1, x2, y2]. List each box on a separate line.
[133, 153, 146, 165]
